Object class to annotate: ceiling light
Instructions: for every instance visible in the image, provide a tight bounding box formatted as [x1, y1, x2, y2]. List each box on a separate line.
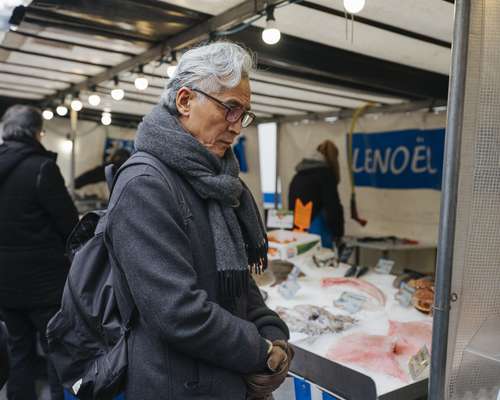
[70, 98, 83, 112]
[56, 105, 68, 116]
[111, 76, 125, 101]
[42, 109, 53, 120]
[134, 65, 149, 90]
[262, 6, 281, 45]
[111, 88, 124, 101]
[88, 93, 101, 106]
[101, 112, 112, 126]
[343, 0, 366, 14]
[134, 76, 148, 91]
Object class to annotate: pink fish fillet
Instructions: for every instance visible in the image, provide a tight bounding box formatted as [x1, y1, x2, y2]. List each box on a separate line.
[321, 277, 386, 306]
[389, 320, 433, 357]
[326, 333, 408, 382]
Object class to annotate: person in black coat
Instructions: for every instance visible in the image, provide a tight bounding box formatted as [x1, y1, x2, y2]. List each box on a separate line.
[289, 140, 345, 248]
[0, 105, 78, 400]
[107, 42, 292, 400]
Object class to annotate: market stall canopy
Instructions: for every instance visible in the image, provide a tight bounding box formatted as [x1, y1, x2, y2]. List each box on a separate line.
[0, 0, 453, 127]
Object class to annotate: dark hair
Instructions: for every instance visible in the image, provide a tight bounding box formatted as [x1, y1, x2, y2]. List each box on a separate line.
[0, 105, 43, 141]
[317, 140, 341, 183]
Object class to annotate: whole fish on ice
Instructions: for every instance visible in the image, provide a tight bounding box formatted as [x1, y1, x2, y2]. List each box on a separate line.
[321, 277, 386, 306]
[276, 305, 356, 336]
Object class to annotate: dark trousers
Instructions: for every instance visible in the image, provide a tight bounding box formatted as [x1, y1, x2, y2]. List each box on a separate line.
[0, 307, 64, 400]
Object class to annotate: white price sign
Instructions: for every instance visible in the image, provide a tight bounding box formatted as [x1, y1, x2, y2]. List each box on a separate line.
[374, 258, 395, 274]
[334, 291, 367, 314]
[266, 209, 294, 229]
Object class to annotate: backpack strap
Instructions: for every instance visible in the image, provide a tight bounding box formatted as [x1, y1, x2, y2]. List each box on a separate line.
[104, 164, 116, 190]
[102, 151, 189, 331]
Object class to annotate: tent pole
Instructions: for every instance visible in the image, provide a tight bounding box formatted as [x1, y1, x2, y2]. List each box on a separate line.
[429, 0, 471, 399]
[274, 122, 281, 209]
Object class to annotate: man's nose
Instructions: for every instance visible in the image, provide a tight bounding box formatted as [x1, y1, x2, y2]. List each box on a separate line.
[228, 118, 243, 135]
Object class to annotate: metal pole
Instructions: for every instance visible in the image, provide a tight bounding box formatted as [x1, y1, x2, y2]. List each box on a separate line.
[69, 109, 77, 194]
[274, 122, 280, 209]
[429, 1, 471, 399]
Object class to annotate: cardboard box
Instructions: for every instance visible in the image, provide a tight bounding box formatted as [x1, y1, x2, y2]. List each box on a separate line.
[267, 229, 321, 260]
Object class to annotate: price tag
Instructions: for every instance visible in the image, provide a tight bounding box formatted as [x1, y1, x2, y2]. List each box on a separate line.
[334, 291, 367, 314]
[374, 258, 395, 274]
[278, 278, 301, 300]
[408, 345, 430, 380]
[339, 246, 354, 263]
[266, 209, 294, 229]
[395, 282, 416, 307]
[289, 265, 302, 279]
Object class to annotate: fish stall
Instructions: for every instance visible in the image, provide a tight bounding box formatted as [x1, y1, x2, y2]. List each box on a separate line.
[260, 230, 433, 400]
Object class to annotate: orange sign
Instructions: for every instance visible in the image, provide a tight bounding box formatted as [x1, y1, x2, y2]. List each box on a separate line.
[294, 199, 313, 231]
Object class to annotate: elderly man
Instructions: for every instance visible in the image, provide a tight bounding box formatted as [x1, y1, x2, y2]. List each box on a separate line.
[107, 42, 292, 399]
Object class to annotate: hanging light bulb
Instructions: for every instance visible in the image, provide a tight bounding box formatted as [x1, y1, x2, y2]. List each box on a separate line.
[70, 98, 83, 112]
[343, 0, 366, 14]
[262, 6, 281, 45]
[135, 76, 148, 90]
[56, 105, 68, 116]
[134, 65, 149, 90]
[111, 88, 124, 101]
[111, 76, 125, 101]
[88, 93, 101, 106]
[101, 112, 112, 126]
[42, 109, 53, 120]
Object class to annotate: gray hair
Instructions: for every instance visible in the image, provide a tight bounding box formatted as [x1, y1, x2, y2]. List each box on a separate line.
[161, 41, 254, 115]
[1, 105, 43, 141]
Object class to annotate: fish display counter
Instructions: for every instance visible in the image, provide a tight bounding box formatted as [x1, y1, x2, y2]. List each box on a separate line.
[259, 248, 433, 399]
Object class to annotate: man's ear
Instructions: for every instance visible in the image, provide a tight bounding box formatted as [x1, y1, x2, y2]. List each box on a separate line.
[176, 87, 193, 116]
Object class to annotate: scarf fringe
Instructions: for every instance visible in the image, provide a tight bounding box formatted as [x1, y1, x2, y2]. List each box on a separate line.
[218, 270, 249, 298]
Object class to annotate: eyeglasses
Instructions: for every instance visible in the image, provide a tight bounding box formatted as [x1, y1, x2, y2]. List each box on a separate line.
[192, 88, 255, 128]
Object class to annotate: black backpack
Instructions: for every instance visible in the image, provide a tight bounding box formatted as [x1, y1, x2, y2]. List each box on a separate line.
[46, 152, 182, 400]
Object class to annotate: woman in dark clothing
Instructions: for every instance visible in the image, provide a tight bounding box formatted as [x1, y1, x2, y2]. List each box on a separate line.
[0, 105, 78, 400]
[289, 140, 345, 248]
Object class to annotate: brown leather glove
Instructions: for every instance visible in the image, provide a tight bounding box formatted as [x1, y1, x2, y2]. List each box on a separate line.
[245, 341, 295, 400]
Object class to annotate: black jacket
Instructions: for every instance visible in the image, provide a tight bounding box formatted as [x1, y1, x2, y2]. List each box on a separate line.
[107, 154, 289, 400]
[0, 138, 78, 308]
[288, 159, 345, 238]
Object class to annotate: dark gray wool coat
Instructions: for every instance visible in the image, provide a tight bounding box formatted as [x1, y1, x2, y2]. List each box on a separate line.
[107, 152, 289, 399]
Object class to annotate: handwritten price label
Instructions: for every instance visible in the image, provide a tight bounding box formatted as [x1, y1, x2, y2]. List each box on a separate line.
[409, 345, 430, 380]
[334, 291, 367, 314]
[374, 258, 395, 274]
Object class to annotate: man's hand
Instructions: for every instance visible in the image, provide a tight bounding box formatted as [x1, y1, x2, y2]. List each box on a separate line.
[266, 341, 288, 372]
[244, 341, 295, 399]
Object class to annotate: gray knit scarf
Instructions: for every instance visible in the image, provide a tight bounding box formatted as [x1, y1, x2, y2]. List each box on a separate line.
[135, 104, 268, 298]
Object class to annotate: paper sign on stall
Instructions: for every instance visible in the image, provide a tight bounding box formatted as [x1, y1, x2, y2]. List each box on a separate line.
[374, 258, 395, 274]
[395, 282, 416, 307]
[267, 209, 294, 229]
[334, 291, 367, 314]
[408, 345, 430, 380]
